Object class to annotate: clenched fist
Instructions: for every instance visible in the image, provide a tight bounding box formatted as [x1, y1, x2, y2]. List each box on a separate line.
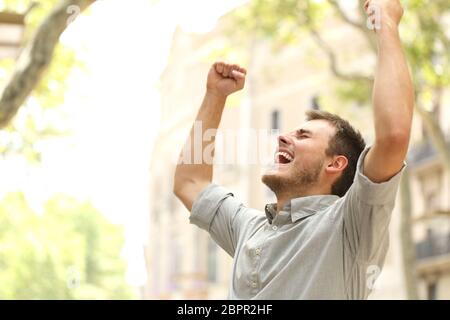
[206, 62, 247, 98]
[364, 0, 404, 31]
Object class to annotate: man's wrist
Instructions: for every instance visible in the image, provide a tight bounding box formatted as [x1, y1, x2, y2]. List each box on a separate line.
[375, 19, 400, 43]
[205, 90, 228, 103]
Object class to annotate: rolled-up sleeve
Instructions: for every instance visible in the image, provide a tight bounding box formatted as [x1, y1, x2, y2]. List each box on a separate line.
[341, 146, 405, 262]
[190, 183, 257, 257]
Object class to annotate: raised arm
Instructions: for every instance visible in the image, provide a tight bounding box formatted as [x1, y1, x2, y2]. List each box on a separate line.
[363, 0, 415, 183]
[173, 62, 246, 211]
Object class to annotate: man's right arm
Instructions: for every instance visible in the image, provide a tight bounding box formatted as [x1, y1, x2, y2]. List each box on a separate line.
[173, 62, 247, 211]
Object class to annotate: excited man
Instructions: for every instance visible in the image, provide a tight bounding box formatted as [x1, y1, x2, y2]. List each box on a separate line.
[173, 0, 414, 299]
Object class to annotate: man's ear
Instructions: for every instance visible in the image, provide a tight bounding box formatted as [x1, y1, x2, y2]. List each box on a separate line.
[325, 155, 348, 174]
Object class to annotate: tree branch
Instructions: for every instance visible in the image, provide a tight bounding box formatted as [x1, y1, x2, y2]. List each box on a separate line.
[328, 0, 362, 28]
[0, 0, 96, 129]
[414, 97, 450, 172]
[309, 28, 373, 84]
[327, 0, 377, 53]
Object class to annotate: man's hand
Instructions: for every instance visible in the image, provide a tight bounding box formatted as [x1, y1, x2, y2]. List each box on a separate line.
[206, 62, 247, 98]
[364, 0, 404, 31]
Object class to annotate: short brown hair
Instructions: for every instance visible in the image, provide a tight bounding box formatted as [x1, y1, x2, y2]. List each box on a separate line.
[306, 110, 366, 197]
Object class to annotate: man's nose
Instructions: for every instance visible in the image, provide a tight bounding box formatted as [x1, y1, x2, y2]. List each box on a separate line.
[278, 134, 292, 146]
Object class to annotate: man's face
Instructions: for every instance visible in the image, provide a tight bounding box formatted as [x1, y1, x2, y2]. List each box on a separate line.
[262, 119, 336, 196]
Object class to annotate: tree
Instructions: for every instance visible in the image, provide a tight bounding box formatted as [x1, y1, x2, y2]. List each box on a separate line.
[0, 1, 137, 299]
[0, 0, 95, 129]
[0, 0, 95, 162]
[0, 192, 134, 299]
[229, 0, 450, 299]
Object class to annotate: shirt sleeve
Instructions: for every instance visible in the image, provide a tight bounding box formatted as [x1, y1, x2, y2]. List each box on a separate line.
[341, 146, 405, 263]
[189, 183, 259, 257]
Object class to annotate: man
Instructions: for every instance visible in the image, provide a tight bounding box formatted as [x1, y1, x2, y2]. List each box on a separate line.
[173, 0, 414, 299]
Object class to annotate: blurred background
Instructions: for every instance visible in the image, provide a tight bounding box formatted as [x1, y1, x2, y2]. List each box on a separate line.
[0, 0, 448, 299]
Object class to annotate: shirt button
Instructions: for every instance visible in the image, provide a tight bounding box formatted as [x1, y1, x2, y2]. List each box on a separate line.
[272, 225, 278, 231]
[251, 282, 258, 288]
[255, 248, 261, 256]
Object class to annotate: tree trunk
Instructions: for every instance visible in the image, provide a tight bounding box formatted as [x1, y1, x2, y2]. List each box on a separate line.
[400, 167, 419, 299]
[415, 104, 450, 171]
[0, 0, 96, 129]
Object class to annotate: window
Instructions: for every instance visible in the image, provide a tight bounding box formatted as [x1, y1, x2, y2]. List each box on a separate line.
[427, 282, 438, 300]
[271, 110, 280, 131]
[310, 95, 320, 110]
[421, 170, 442, 213]
[425, 192, 440, 212]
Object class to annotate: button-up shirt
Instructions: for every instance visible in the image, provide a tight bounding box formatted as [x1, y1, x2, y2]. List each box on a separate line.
[189, 147, 405, 299]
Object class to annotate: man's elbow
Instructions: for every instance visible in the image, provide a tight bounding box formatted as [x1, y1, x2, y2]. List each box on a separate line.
[173, 183, 180, 199]
[173, 176, 186, 199]
[388, 130, 410, 145]
[376, 130, 410, 154]
[173, 176, 210, 212]
[173, 183, 187, 201]
[172, 177, 192, 212]
[172, 175, 205, 199]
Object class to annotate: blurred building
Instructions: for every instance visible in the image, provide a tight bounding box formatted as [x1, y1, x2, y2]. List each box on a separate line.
[408, 105, 450, 299]
[0, 10, 25, 60]
[144, 24, 242, 299]
[145, 8, 450, 300]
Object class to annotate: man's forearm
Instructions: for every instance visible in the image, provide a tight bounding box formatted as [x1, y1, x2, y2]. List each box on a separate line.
[373, 26, 414, 145]
[174, 92, 226, 188]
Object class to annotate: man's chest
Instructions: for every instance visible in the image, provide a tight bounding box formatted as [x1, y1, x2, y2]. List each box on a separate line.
[232, 213, 344, 294]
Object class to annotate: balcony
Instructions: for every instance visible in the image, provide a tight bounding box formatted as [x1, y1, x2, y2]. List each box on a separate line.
[416, 232, 450, 260]
[408, 135, 450, 168]
[0, 11, 25, 60]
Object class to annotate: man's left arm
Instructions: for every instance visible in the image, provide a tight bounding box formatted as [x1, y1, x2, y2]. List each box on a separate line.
[364, 0, 414, 183]
[338, 1, 415, 286]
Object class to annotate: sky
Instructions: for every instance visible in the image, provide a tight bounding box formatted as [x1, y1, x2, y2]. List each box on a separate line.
[0, 0, 248, 288]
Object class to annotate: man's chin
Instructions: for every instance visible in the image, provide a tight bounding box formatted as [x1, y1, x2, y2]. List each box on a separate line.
[262, 171, 284, 191]
[264, 163, 290, 173]
[261, 169, 279, 181]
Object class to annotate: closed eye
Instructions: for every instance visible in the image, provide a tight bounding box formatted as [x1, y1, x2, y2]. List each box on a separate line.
[295, 130, 310, 139]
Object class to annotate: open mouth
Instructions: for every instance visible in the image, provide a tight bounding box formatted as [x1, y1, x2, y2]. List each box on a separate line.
[275, 151, 294, 164]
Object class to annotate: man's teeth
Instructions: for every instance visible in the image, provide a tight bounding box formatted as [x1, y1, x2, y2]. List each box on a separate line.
[276, 152, 294, 162]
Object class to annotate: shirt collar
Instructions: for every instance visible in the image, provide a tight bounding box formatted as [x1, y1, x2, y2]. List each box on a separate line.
[265, 194, 340, 224]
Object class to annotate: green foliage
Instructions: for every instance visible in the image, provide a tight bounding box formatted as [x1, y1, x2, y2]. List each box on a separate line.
[0, 0, 86, 161]
[0, 1, 134, 300]
[335, 79, 372, 106]
[0, 193, 135, 299]
[229, 0, 450, 107]
[402, 0, 450, 89]
[230, 0, 331, 47]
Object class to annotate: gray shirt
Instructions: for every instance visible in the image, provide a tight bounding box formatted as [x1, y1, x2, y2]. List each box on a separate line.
[189, 147, 405, 299]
